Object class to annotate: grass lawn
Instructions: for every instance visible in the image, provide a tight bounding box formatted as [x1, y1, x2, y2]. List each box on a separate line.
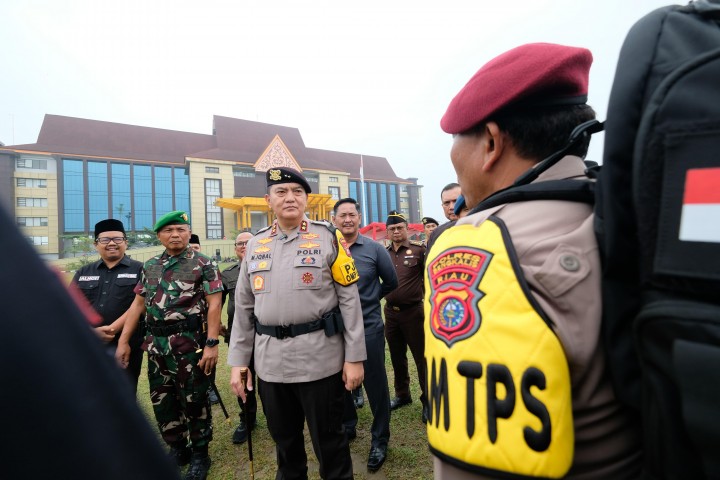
[134, 263, 433, 479]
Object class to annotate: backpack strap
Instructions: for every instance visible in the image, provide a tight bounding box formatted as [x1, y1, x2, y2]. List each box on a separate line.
[469, 179, 595, 214]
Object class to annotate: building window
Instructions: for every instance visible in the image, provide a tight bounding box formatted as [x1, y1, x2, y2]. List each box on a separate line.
[16, 178, 47, 188]
[133, 164, 153, 231]
[63, 159, 85, 232]
[111, 163, 132, 229]
[205, 179, 222, 239]
[389, 184, 398, 211]
[17, 217, 48, 226]
[399, 185, 408, 194]
[349, 181, 358, 202]
[17, 158, 47, 170]
[17, 197, 48, 207]
[174, 167, 190, 214]
[88, 161, 109, 228]
[329, 176, 339, 183]
[328, 186, 340, 200]
[205, 166, 220, 174]
[233, 168, 256, 178]
[154, 166, 173, 218]
[27, 236, 49, 245]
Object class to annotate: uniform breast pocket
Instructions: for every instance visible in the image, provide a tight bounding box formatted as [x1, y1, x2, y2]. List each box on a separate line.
[77, 281, 99, 303]
[293, 256, 323, 290]
[114, 277, 139, 300]
[248, 259, 273, 294]
[404, 256, 419, 268]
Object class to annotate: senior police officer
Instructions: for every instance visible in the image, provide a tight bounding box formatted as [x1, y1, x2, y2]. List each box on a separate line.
[384, 210, 427, 421]
[426, 43, 642, 479]
[333, 197, 398, 473]
[228, 167, 366, 479]
[72, 218, 144, 393]
[220, 230, 256, 444]
[116, 211, 223, 480]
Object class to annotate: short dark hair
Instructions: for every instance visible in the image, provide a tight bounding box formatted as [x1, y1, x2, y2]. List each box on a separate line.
[479, 104, 596, 161]
[441, 183, 460, 199]
[333, 197, 360, 215]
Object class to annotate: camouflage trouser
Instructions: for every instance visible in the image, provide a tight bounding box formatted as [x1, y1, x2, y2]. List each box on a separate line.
[146, 334, 213, 448]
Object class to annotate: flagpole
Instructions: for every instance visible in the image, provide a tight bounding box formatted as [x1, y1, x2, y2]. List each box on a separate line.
[359, 154, 368, 225]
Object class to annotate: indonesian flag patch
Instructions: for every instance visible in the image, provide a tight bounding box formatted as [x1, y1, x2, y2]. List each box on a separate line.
[679, 167, 720, 243]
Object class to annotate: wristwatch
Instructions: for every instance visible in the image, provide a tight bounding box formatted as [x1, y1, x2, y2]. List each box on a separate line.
[205, 338, 220, 348]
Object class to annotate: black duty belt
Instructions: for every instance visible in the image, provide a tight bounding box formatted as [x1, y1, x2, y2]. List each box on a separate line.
[386, 302, 422, 312]
[255, 318, 325, 340]
[148, 315, 203, 337]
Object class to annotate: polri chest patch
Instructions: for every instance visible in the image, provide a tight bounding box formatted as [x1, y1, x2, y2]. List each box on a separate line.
[427, 247, 493, 347]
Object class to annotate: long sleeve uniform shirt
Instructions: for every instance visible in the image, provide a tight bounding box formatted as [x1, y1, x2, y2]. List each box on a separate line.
[348, 234, 398, 335]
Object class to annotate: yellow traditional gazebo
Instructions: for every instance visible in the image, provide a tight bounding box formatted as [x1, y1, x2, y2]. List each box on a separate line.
[215, 194, 335, 232]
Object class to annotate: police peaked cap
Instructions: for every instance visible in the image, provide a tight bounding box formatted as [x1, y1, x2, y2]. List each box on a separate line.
[153, 211, 190, 232]
[386, 210, 407, 226]
[421, 217, 439, 226]
[94, 219, 125, 239]
[441, 43, 592, 134]
[266, 167, 312, 194]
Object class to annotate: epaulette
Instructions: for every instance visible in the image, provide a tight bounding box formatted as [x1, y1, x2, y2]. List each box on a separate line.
[311, 219, 335, 233]
[256, 225, 272, 234]
[410, 240, 425, 248]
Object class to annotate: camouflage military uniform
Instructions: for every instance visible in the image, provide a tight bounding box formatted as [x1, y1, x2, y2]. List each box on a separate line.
[134, 246, 223, 448]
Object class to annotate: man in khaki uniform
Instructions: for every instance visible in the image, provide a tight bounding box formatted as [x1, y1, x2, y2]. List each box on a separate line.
[426, 43, 642, 479]
[228, 167, 366, 480]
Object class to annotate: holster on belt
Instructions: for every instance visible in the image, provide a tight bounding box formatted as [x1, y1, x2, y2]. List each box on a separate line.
[322, 306, 345, 337]
[254, 307, 345, 339]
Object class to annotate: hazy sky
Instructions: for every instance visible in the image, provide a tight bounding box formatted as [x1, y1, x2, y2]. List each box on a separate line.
[0, 0, 675, 221]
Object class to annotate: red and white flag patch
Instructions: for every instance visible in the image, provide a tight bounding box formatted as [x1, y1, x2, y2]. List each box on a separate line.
[679, 167, 720, 243]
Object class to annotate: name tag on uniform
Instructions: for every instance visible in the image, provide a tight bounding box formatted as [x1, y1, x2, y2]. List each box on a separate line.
[78, 276, 100, 281]
[117, 273, 138, 279]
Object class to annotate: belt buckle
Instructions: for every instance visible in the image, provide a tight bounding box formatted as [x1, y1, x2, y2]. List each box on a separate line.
[392, 306, 401, 311]
[275, 325, 292, 340]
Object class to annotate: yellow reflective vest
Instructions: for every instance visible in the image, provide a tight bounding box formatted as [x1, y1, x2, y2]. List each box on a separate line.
[424, 216, 574, 478]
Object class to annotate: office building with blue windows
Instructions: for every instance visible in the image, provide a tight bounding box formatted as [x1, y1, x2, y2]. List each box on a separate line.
[0, 114, 422, 259]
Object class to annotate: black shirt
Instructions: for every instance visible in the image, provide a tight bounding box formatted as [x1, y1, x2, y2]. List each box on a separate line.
[72, 255, 144, 347]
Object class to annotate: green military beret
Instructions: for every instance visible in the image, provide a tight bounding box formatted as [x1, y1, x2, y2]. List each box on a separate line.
[153, 210, 190, 232]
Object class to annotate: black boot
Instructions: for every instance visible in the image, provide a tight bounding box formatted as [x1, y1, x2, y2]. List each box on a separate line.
[232, 417, 256, 444]
[168, 443, 191, 467]
[184, 452, 211, 480]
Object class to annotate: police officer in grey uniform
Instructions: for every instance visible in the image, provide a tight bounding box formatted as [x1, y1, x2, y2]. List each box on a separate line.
[228, 167, 366, 480]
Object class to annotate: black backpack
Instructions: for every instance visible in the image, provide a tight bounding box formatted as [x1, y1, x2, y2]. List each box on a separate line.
[598, 1, 720, 478]
[469, 3, 720, 477]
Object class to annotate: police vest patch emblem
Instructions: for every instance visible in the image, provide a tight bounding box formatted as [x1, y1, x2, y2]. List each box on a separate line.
[427, 247, 492, 347]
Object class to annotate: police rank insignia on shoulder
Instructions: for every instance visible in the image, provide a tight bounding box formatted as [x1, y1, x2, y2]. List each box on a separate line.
[410, 240, 425, 247]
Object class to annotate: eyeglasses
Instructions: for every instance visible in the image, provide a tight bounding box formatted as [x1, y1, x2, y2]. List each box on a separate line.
[235, 241, 248, 246]
[96, 237, 126, 244]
